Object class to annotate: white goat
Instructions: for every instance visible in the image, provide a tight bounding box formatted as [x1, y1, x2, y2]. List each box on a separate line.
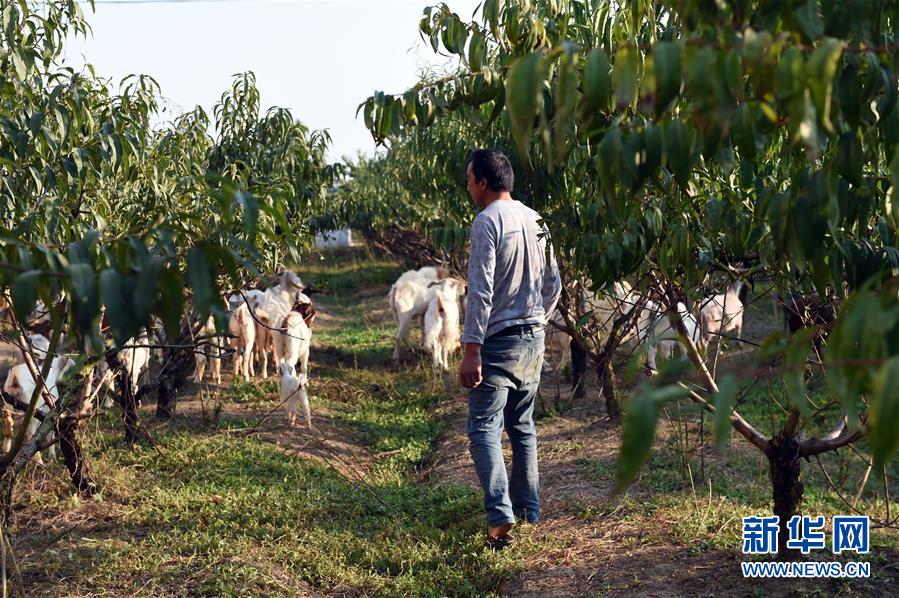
[120, 329, 151, 392]
[28, 334, 50, 362]
[583, 281, 643, 341]
[276, 270, 305, 295]
[194, 315, 225, 385]
[388, 267, 448, 360]
[423, 279, 465, 371]
[543, 308, 572, 375]
[541, 281, 639, 375]
[700, 281, 745, 345]
[228, 288, 266, 312]
[96, 330, 152, 407]
[229, 303, 256, 381]
[279, 362, 311, 429]
[274, 311, 311, 378]
[252, 280, 307, 379]
[3, 354, 75, 463]
[643, 301, 705, 371]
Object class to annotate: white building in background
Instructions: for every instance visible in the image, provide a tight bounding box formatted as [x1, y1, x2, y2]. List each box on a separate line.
[315, 228, 354, 249]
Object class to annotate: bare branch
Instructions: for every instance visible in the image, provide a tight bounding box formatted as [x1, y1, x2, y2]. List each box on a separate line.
[800, 416, 866, 457]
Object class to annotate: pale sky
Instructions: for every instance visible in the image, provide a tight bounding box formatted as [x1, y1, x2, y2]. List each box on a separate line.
[64, 0, 482, 162]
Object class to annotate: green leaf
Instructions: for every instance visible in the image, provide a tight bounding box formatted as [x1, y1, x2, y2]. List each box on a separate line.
[792, 173, 829, 262]
[869, 356, 899, 467]
[11, 50, 28, 80]
[235, 191, 259, 236]
[68, 262, 98, 334]
[642, 123, 662, 175]
[486, 85, 505, 127]
[877, 65, 897, 119]
[482, 0, 499, 29]
[72, 149, 84, 176]
[616, 390, 659, 493]
[505, 52, 547, 157]
[100, 268, 139, 347]
[133, 256, 162, 330]
[662, 120, 695, 186]
[807, 38, 843, 133]
[836, 132, 864, 186]
[11, 270, 40, 326]
[775, 47, 805, 102]
[598, 128, 623, 192]
[887, 150, 899, 228]
[613, 45, 639, 110]
[468, 29, 486, 72]
[838, 56, 861, 129]
[187, 247, 215, 319]
[583, 48, 611, 114]
[713, 375, 737, 451]
[794, 0, 823, 42]
[616, 384, 687, 493]
[157, 266, 184, 340]
[553, 57, 578, 165]
[825, 291, 896, 427]
[653, 41, 681, 117]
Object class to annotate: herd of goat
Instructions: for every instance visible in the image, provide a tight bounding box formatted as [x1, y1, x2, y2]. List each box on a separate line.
[0, 261, 837, 463]
[0, 270, 320, 462]
[386, 268, 751, 375]
[385, 267, 839, 384]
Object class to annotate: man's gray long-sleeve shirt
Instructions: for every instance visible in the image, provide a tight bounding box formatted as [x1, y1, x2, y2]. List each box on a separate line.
[461, 199, 562, 345]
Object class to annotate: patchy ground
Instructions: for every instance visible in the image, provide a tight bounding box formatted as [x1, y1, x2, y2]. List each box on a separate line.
[428, 286, 899, 596]
[431, 380, 899, 596]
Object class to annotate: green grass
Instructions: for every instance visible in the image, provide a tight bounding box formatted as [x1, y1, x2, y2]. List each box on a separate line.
[223, 377, 279, 404]
[317, 372, 445, 476]
[50, 433, 515, 596]
[294, 246, 403, 302]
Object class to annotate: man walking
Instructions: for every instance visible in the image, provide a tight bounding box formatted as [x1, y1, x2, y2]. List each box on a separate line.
[459, 149, 562, 550]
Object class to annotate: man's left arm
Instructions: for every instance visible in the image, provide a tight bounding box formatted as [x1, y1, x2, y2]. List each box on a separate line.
[541, 235, 562, 321]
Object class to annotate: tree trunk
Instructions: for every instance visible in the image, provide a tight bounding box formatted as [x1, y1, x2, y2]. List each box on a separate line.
[599, 360, 621, 423]
[155, 379, 177, 420]
[105, 350, 141, 445]
[60, 377, 99, 495]
[769, 430, 803, 560]
[0, 467, 14, 528]
[58, 415, 97, 495]
[570, 337, 587, 399]
[154, 336, 196, 420]
[117, 370, 140, 446]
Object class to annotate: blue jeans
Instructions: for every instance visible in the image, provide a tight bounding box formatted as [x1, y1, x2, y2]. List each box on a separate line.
[467, 326, 545, 527]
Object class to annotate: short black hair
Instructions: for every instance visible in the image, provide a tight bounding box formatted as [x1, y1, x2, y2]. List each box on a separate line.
[467, 149, 514, 192]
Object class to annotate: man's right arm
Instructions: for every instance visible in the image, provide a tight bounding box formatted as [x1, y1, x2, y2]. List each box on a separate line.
[461, 216, 497, 346]
[460, 216, 496, 388]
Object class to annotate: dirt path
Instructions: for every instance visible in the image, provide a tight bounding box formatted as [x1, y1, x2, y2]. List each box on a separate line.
[158, 294, 379, 480]
[430, 384, 642, 596]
